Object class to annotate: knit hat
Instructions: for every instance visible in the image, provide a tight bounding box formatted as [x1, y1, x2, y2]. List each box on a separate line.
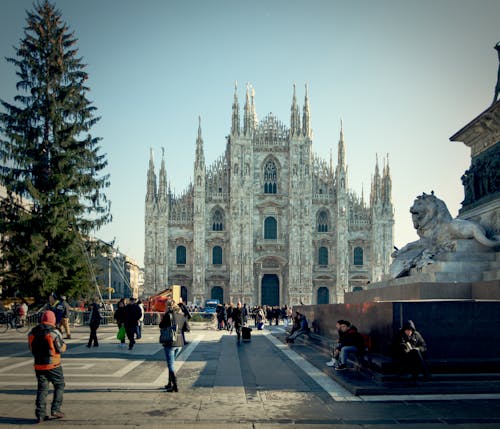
[41, 310, 56, 326]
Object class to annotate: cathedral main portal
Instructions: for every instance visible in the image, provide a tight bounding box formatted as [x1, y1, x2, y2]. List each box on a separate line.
[261, 274, 279, 306]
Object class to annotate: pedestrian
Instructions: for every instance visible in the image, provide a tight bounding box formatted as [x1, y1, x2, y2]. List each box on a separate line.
[28, 310, 66, 423]
[159, 300, 186, 392]
[47, 293, 64, 327]
[232, 301, 244, 343]
[326, 319, 349, 367]
[226, 303, 234, 333]
[178, 297, 191, 344]
[333, 320, 365, 370]
[114, 299, 126, 348]
[136, 299, 145, 340]
[18, 299, 29, 327]
[87, 298, 101, 347]
[124, 297, 141, 350]
[286, 312, 310, 343]
[242, 303, 249, 325]
[393, 320, 431, 381]
[59, 295, 71, 339]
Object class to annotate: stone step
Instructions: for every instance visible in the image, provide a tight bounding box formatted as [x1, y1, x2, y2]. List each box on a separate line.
[483, 270, 500, 281]
[421, 261, 491, 273]
[436, 252, 497, 262]
[434, 272, 483, 282]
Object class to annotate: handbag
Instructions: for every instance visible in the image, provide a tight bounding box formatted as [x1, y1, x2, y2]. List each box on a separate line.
[159, 313, 177, 345]
[117, 325, 126, 341]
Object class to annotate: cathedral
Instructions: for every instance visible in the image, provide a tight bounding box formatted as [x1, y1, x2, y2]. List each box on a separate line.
[144, 84, 394, 307]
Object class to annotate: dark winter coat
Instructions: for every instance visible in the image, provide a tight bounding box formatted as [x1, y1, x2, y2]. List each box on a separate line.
[394, 320, 427, 357]
[159, 310, 186, 348]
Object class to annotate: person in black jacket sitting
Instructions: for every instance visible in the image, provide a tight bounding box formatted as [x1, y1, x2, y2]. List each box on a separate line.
[334, 320, 365, 370]
[393, 320, 431, 380]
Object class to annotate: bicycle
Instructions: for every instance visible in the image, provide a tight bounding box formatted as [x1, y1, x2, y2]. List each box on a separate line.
[0, 310, 31, 333]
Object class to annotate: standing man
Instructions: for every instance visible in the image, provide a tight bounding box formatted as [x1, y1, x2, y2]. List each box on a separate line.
[136, 299, 145, 340]
[59, 296, 71, 339]
[28, 310, 66, 423]
[124, 298, 141, 350]
[47, 293, 64, 328]
[87, 299, 101, 348]
[232, 301, 244, 343]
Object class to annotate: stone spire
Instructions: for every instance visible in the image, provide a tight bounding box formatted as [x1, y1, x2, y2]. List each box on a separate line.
[243, 84, 252, 136]
[195, 116, 205, 171]
[231, 81, 240, 136]
[146, 148, 157, 201]
[338, 119, 346, 169]
[251, 85, 258, 129]
[382, 154, 392, 205]
[158, 147, 167, 202]
[302, 84, 311, 138]
[290, 83, 301, 137]
[371, 154, 381, 206]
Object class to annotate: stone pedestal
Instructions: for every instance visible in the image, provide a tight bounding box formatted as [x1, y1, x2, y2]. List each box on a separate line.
[450, 100, 500, 240]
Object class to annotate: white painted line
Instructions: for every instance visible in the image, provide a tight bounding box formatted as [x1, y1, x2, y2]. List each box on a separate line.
[359, 393, 500, 401]
[263, 330, 360, 402]
[152, 334, 203, 387]
[113, 359, 144, 377]
[0, 359, 31, 373]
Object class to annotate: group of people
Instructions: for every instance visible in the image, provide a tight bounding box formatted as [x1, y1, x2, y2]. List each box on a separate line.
[26, 293, 433, 423]
[112, 297, 144, 349]
[324, 319, 430, 379]
[215, 304, 297, 331]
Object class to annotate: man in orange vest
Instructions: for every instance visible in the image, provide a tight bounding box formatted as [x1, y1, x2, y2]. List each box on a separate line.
[28, 310, 67, 423]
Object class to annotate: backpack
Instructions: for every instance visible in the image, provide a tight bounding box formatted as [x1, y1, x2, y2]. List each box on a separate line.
[359, 333, 372, 353]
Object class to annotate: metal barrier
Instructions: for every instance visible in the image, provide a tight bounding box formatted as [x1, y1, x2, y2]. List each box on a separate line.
[69, 310, 164, 326]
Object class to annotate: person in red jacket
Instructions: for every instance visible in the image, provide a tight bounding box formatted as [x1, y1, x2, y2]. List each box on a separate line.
[28, 310, 66, 423]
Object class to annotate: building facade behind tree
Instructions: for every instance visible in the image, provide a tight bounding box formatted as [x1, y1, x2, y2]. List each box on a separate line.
[144, 85, 394, 306]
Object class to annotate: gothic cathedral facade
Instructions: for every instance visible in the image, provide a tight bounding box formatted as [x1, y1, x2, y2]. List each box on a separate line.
[144, 85, 394, 306]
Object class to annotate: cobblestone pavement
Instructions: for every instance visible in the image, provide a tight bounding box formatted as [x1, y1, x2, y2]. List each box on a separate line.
[0, 324, 499, 428]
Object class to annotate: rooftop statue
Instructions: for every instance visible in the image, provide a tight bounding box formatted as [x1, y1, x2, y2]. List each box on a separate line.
[390, 192, 499, 278]
[493, 41, 500, 105]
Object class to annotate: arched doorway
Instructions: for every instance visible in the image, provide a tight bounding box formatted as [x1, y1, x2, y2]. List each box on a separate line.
[181, 286, 188, 303]
[211, 286, 224, 303]
[261, 274, 279, 306]
[317, 286, 329, 304]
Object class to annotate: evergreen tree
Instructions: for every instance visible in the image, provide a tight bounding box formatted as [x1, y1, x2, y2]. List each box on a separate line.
[0, 1, 111, 301]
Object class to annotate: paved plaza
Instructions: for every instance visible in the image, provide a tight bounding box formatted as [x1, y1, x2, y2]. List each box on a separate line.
[0, 323, 499, 428]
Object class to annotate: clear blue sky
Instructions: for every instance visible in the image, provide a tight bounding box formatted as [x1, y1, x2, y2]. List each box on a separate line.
[1, 0, 498, 265]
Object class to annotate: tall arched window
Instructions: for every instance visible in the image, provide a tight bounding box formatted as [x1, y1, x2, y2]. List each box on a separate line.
[212, 209, 224, 231]
[318, 247, 328, 266]
[263, 159, 278, 194]
[317, 287, 329, 304]
[317, 210, 329, 232]
[264, 216, 277, 239]
[212, 246, 222, 265]
[176, 245, 186, 265]
[353, 247, 363, 265]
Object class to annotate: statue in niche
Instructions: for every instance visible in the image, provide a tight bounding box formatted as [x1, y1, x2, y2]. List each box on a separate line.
[493, 42, 500, 105]
[390, 192, 500, 278]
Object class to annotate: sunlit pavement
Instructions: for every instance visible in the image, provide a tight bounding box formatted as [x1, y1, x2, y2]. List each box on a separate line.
[0, 324, 499, 428]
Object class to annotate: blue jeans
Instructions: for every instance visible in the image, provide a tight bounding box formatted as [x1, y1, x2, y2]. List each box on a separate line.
[339, 346, 359, 365]
[163, 346, 182, 373]
[35, 366, 65, 419]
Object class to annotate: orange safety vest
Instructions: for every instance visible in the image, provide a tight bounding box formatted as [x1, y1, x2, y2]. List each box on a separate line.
[28, 324, 66, 371]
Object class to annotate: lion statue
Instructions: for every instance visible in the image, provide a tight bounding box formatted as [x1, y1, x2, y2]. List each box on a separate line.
[390, 192, 499, 278]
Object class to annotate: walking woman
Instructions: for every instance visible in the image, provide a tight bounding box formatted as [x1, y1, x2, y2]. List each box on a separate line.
[159, 300, 186, 392]
[114, 299, 126, 348]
